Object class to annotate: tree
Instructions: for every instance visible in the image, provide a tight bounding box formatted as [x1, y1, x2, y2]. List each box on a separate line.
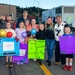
[16, 6, 47, 18]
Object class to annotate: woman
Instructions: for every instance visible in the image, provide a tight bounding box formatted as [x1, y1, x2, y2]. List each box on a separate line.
[45, 17, 55, 66]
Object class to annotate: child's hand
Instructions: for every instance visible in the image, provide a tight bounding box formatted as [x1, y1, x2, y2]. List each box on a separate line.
[24, 41, 27, 44]
[24, 39, 28, 44]
[15, 38, 19, 42]
[34, 38, 37, 40]
[58, 34, 62, 36]
[24, 37, 28, 44]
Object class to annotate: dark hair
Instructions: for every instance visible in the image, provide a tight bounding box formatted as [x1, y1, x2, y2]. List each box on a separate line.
[39, 23, 45, 30]
[25, 19, 30, 24]
[19, 21, 25, 25]
[56, 15, 62, 19]
[31, 18, 36, 20]
[6, 21, 11, 25]
[39, 23, 44, 26]
[64, 24, 70, 28]
[64, 24, 71, 31]
[23, 10, 28, 14]
[25, 19, 30, 22]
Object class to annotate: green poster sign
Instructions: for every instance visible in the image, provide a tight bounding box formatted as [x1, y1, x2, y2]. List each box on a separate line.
[28, 39, 45, 59]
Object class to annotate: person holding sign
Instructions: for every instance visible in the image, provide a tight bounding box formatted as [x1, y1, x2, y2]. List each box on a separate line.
[15, 21, 26, 43]
[63, 25, 73, 71]
[5, 22, 16, 67]
[34, 23, 45, 65]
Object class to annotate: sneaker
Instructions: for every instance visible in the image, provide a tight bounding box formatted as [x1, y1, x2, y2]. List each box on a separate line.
[33, 59, 37, 61]
[9, 62, 13, 67]
[48, 61, 51, 66]
[62, 65, 65, 68]
[55, 62, 60, 65]
[5, 62, 9, 68]
[37, 59, 39, 62]
[17, 62, 20, 65]
[46, 59, 49, 63]
[20, 62, 23, 65]
[63, 65, 68, 70]
[39, 61, 42, 65]
[68, 66, 72, 71]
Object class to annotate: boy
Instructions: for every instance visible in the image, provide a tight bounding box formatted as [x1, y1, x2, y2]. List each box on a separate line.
[63, 25, 73, 71]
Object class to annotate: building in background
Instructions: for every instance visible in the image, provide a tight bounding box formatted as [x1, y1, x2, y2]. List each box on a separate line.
[0, 4, 16, 20]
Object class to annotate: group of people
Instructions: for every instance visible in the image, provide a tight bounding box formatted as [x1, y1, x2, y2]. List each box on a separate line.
[0, 10, 73, 71]
[46, 15, 73, 71]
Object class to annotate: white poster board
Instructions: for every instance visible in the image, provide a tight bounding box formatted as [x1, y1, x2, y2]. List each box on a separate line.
[3, 42, 14, 51]
[20, 49, 26, 56]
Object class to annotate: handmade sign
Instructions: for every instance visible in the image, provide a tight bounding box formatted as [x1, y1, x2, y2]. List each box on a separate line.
[0, 38, 19, 56]
[13, 43, 28, 64]
[59, 36, 75, 54]
[28, 39, 45, 59]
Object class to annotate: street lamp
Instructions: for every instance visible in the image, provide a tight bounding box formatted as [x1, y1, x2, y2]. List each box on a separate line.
[34, 0, 39, 19]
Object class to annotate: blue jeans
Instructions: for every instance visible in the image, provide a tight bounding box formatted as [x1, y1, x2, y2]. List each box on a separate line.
[46, 39, 55, 60]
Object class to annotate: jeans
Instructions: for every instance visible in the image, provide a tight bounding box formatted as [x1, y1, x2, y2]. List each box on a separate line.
[46, 39, 55, 60]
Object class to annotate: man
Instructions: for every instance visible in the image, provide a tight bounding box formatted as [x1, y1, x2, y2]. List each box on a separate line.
[54, 15, 66, 67]
[16, 10, 29, 28]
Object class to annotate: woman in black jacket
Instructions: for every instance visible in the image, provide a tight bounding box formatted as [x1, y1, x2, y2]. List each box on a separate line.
[45, 17, 55, 66]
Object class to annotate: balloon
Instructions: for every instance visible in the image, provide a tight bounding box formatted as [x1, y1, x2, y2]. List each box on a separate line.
[0, 29, 7, 38]
[7, 32, 12, 38]
[66, 16, 73, 25]
[26, 31, 31, 37]
[22, 32, 27, 38]
[31, 28, 36, 35]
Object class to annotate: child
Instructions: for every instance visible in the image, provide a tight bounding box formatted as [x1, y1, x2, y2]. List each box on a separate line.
[25, 19, 32, 31]
[7, 15, 14, 29]
[63, 25, 73, 71]
[31, 18, 39, 31]
[31, 18, 39, 40]
[25, 19, 32, 43]
[34, 23, 45, 65]
[5, 22, 16, 67]
[15, 21, 26, 43]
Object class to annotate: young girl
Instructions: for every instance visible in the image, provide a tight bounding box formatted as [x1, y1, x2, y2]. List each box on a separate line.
[25, 19, 32, 43]
[25, 19, 32, 31]
[31, 18, 38, 31]
[63, 25, 73, 71]
[15, 21, 26, 43]
[7, 16, 14, 29]
[5, 22, 16, 67]
[31, 18, 39, 40]
[34, 23, 45, 65]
